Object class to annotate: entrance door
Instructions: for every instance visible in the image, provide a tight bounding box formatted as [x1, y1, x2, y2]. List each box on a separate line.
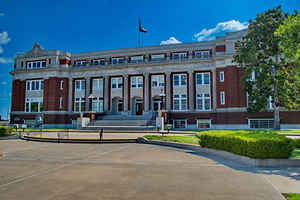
[136, 103, 143, 115]
[153, 100, 162, 111]
[118, 102, 123, 112]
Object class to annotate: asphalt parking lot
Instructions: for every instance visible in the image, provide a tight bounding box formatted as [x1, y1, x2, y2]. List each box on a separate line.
[0, 139, 299, 200]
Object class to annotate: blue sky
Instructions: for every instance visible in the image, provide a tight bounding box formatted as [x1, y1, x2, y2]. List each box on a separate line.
[0, 0, 299, 119]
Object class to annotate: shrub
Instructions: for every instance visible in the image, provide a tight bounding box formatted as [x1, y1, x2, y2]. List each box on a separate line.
[196, 130, 295, 159]
[0, 126, 13, 137]
[294, 139, 300, 149]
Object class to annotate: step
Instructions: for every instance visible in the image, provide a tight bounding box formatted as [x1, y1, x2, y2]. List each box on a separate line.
[89, 120, 153, 126]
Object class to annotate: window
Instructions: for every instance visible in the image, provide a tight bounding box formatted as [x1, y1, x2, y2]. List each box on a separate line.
[172, 52, 187, 60]
[130, 56, 144, 63]
[59, 97, 63, 109]
[173, 94, 187, 111]
[173, 120, 187, 129]
[25, 98, 43, 113]
[151, 54, 165, 61]
[219, 71, 224, 82]
[60, 80, 64, 90]
[111, 77, 123, 89]
[26, 60, 46, 69]
[92, 79, 103, 90]
[74, 97, 85, 112]
[249, 119, 274, 129]
[196, 93, 211, 111]
[74, 60, 87, 66]
[112, 57, 124, 64]
[194, 50, 210, 59]
[197, 119, 211, 129]
[92, 97, 103, 112]
[26, 80, 44, 91]
[220, 91, 225, 105]
[93, 59, 105, 65]
[151, 75, 164, 87]
[173, 74, 187, 86]
[131, 76, 143, 88]
[75, 80, 86, 91]
[196, 72, 210, 85]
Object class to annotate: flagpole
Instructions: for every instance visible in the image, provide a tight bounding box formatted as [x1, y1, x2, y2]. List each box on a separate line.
[138, 29, 140, 47]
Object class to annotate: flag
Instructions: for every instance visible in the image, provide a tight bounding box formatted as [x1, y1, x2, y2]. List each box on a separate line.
[139, 19, 147, 33]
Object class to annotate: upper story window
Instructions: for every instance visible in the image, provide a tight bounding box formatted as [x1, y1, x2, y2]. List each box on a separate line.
[75, 80, 86, 91]
[173, 74, 187, 87]
[111, 77, 123, 89]
[194, 50, 210, 59]
[26, 60, 46, 69]
[196, 72, 210, 85]
[26, 80, 44, 91]
[25, 98, 43, 113]
[172, 52, 188, 60]
[130, 56, 144, 63]
[151, 75, 164, 88]
[112, 57, 124, 64]
[220, 91, 225, 105]
[131, 76, 143, 88]
[60, 80, 64, 90]
[92, 79, 103, 90]
[219, 71, 224, 82]
[151, 54, 165, 61]
[75, 60, 87, 66]
[93, 59, 105, 65]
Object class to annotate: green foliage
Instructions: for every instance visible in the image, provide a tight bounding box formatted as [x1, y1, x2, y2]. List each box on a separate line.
[196, 130, 295, 159]
[0, 126, 13, 137]
[294, 139, 300, 148]
[283, 193, 300, 200]
[233, 7, 300, 115]
[291, 149, 300, 159]
[275, 14, 300, 64]
[144, 135, 199, 145]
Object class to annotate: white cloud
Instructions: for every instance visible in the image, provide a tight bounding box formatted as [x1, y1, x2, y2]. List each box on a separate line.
[0, 32, 11, 45]
[160, 37, 182, 45]
[0, 57, 13, 63]
[0, 31, 12, 63]
[194, 20, 248, 42]
[0, 13, 4, 17]
[0, 81, 7, 85]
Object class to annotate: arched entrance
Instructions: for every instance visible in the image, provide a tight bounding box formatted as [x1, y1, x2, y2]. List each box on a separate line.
[131, 97, 143, 115]
[111, 97, 123, 114]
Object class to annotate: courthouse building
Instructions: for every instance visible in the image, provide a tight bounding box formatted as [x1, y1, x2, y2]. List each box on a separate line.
[10, 30, 300, 129]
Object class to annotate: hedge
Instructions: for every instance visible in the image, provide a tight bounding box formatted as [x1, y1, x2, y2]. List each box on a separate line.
[294, 139, 300, 149]
[0, 126, 13, 137]
[196, 130, 295, 159]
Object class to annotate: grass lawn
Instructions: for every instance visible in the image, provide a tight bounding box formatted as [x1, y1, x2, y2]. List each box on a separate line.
[280, 129, 300, 134]
[144, 135, 199, 145]
[291, 149, 300, 159]
[283, 193, 300, 200]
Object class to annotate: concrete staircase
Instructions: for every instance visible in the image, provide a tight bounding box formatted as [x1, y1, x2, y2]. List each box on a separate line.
[86, 113, 156, 131]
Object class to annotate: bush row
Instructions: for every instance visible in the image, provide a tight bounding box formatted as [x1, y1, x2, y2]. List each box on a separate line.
[294, 139, 300, 149]
[0, 126, 13, 137]
[196, 132, 295, 159]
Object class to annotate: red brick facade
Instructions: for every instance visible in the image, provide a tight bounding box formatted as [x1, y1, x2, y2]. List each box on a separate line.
[11, 80, 26, 111]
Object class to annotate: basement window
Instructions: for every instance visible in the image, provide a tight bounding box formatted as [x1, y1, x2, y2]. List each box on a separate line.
[249, 119, 274, 129]
[173, 120, 187, 129]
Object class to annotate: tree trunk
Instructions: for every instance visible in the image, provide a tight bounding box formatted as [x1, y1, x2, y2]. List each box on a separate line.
[274, 107, 280, 130]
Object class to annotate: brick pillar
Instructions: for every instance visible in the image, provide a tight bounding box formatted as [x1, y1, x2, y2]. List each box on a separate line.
[68, 78, 73, 112]
[166, 72, 171, 111]
[188, 71, 194, 111]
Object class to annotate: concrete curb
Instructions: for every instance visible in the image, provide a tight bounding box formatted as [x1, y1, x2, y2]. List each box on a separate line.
[137, 137, 300, 168]
[22, 135, 137, 144]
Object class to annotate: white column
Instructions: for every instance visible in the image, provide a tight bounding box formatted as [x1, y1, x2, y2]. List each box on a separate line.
[123, 74, 128, 113]
[188, 71, 194, 111]
[104, 76, 109, 112]
[144, 72, 149, 112]
[212, 68, 217, 111]
[85, 77, 90, 111]
[68, 78, 73, 112]
[166, 72, 171, 111]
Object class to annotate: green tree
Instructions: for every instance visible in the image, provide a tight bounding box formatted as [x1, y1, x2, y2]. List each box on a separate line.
[233, 6, 300, 129]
